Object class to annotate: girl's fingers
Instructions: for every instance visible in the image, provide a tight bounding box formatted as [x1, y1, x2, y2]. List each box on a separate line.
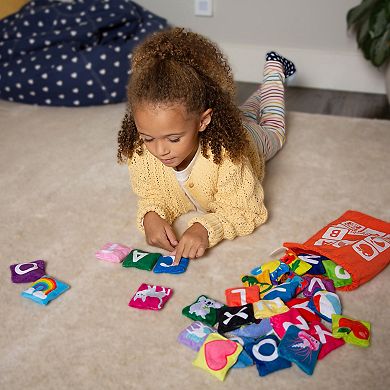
[187, 245, 199, 260]
[165, 225, 178, 247]
[150, 235, 175, 252]
[173, 244, 184, 265]
[163, 242, 176, 252]
[173, 229, 207, 264]
[195, 246, 206, 258]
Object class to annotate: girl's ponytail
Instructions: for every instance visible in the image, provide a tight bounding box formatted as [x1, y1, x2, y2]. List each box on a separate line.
[131, 27, 236, 100]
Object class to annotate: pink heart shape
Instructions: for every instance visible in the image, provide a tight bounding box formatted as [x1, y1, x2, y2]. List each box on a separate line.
[204, 340, 238, 371]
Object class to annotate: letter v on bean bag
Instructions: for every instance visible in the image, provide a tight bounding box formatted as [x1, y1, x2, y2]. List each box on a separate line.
[0, 0, 167, 106]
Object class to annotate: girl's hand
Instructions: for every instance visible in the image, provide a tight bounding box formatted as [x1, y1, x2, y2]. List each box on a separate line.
[143, 211, 178, 252]
[172, 223, 209, 265]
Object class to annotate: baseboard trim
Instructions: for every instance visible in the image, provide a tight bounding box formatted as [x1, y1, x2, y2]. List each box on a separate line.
[219, 43, 386, 95]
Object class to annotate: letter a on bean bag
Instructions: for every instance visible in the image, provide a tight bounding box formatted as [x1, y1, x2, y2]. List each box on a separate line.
[122, 249, 160, 271]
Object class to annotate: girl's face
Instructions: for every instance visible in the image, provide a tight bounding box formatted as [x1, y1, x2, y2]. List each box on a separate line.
[134, 102, 212, 171]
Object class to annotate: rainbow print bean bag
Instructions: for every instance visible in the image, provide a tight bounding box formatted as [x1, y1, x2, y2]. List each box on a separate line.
[21, 275, 70, 305]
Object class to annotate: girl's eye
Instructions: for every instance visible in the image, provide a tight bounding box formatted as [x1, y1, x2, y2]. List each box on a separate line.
[169, 138, 180, 143]
[142, 138, 153, 143]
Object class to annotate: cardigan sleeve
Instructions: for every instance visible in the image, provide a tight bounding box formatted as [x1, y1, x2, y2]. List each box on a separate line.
[128, 158, 179, 232]
[188, 157, 268, 247]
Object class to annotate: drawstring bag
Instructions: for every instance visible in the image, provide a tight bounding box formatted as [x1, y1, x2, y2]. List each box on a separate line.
[284, 210, 390, 291]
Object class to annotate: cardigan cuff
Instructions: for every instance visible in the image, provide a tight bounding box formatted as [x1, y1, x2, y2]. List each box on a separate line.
[137, 206, 169, 232]
[188, 213, 224, 248]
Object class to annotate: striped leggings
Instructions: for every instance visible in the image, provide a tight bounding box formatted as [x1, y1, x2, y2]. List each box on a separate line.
[240, 61, 286, 161]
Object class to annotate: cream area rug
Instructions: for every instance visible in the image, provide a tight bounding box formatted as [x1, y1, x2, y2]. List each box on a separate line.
[0, 99, 389, 390]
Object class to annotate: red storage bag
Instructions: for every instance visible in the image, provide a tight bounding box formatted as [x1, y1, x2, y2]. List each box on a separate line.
[284, 210, 390, 291]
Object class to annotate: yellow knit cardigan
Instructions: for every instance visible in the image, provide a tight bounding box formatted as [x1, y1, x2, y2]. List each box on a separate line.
[128, 137, 268, 247]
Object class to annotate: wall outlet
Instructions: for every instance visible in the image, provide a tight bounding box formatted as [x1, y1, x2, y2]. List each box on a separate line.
[194, 0, 213, 17]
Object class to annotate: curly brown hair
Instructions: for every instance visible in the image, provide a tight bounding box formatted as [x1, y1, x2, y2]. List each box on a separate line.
[117, 27, 249, 165]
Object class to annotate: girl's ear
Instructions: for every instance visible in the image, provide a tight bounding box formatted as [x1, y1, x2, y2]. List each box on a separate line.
[199, 108, 213, 132]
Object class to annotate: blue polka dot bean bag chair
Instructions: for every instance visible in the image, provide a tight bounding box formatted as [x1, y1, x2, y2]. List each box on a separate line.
[0, 0, 167, 106]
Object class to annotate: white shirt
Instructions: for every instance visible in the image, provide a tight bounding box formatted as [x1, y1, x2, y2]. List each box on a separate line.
[173, 147, 205, 212]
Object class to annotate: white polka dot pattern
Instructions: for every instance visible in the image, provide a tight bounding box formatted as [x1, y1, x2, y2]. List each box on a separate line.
[265, 51, 296, 78]
[0, 0, 167, 106]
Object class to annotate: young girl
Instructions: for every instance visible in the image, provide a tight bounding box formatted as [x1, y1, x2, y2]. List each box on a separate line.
[117, 28, 296, 264]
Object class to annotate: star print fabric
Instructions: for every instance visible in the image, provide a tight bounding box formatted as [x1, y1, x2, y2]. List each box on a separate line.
[0, 0, 167, 106]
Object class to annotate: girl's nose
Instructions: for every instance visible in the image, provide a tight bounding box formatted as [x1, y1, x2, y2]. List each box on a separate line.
[156, 140, 169, 156]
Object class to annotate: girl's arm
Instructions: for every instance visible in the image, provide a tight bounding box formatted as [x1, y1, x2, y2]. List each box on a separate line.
[128, 165, 176, 233]
[188, 157, 268, 247]
[128, 164, 181, 252]
[127, 150, 182, 232]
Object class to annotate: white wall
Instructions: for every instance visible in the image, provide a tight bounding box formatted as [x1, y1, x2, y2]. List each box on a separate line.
[135, 0, 385, 94]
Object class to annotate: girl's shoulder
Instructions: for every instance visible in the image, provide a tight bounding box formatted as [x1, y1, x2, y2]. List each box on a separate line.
[127, 145, 159, 173]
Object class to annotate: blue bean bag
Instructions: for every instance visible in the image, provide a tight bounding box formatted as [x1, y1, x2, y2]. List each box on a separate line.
[0, 0, 167, 106]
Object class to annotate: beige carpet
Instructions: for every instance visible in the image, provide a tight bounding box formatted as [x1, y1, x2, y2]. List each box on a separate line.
[1, 99, 389, 390]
